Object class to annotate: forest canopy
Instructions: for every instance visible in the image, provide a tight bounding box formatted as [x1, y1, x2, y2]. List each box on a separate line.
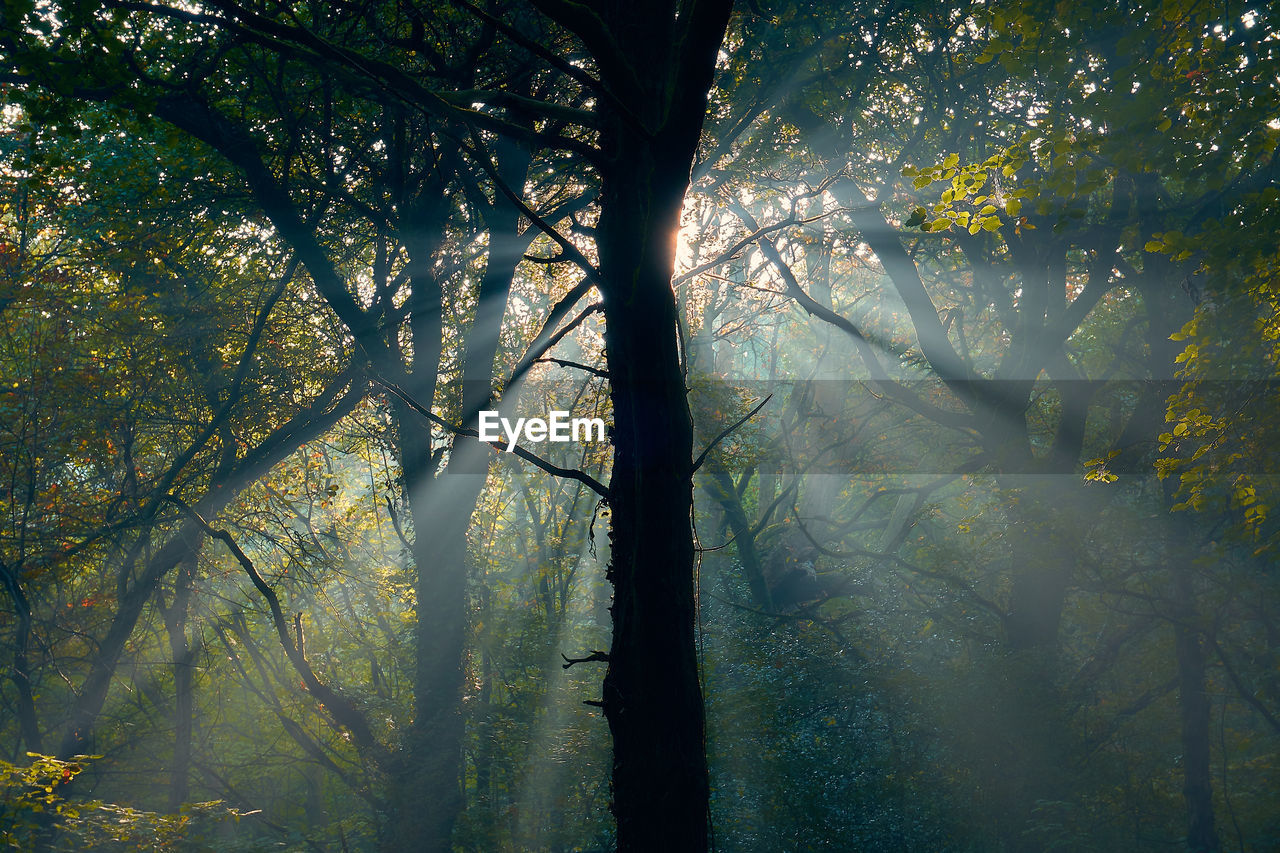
[0, 0, 1278, 850]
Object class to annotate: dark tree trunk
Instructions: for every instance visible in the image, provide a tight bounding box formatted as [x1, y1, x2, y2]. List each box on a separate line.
[162, 553, 199, 811]
[595, 130, 715, 853]
[597, 202, 708, 849]
[1173, 569, 1219, 853]
[1141, 198, 1217, 852]
[0, 560, 42, 754]
[386, 405, 473, 852]
[384, 183, 528, 850]
[548, 2, 730, 846]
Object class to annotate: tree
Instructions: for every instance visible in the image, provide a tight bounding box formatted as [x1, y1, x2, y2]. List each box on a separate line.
[0, 4, 604, 845]
[671, 0, 1280, 846]
[0, 95, 369, 840]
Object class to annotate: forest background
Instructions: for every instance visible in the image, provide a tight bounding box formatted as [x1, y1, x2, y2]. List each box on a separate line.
[0, 0, 1278, 851]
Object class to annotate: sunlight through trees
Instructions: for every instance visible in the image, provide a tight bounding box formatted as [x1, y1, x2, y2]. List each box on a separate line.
[1, 1, 1278, 850]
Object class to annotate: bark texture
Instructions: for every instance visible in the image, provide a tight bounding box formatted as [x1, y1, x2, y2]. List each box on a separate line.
[550, 1, 732, 847]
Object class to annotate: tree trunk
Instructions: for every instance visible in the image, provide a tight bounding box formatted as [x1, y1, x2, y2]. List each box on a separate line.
[382, 235, 464, 848]
[586, 4, 731, 847]
[700, 463, 773, 611]
[0, 560, 42, 754]
[1173, 569, 1219, 853]
[386, 404, 469, 853]
[384, 185, 527, 850]
[692, 306, 772, 611]
[597, 144, 708, 852]
[523, 3, 729, 846]
[162, 553, 199, 811]
[1002, 487, 1073, 652]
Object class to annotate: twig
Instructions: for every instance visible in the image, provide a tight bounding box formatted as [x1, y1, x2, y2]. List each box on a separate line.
[561, 651, 610, 669]
[383, 496, 413, 551]
[507, 299, 604, 389]
[535, 357, 609, 378]
[691, 394, 773, 474]
[370, 375, 610, 499]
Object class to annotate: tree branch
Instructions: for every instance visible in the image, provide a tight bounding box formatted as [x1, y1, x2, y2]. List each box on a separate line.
[691, 394, 772, 474]
[731, 202, 975, 432]
[562, 651, 610, 668]
[167, 497, 382, 757]
[464, 127, 604, 287]
[370, 376, 610, 499]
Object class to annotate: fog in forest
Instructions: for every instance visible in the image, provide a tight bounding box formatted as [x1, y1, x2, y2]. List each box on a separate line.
[1, 1, 1278, 851]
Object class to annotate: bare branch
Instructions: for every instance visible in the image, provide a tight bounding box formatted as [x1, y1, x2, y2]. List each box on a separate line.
[383, 496, 413, 551]
[536, 357, 609, 378]
[370, 376, 610, 499]
[167, 497, 382, 756]
[691, 394, 772, 474]
[464, 127, 603, 287]
[561, 651, 610, 668]
[507, 299, 604, 390]
[731, 201, 976, 432]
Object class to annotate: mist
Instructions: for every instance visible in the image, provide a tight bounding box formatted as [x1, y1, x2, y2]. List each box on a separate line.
[1, 1, 1277, 851]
